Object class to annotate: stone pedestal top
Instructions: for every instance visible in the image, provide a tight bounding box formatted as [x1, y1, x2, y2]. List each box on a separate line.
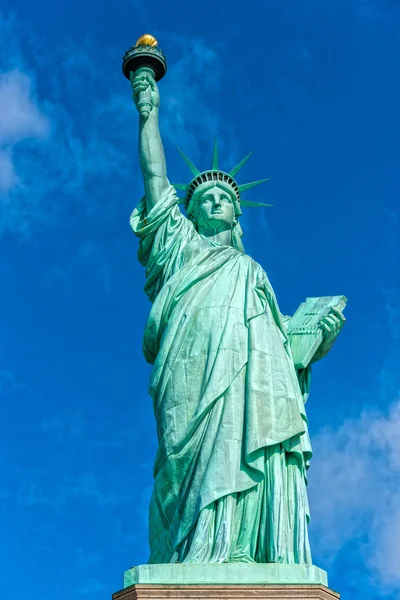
[113, 564, 339, 600]
[113, 584, 340, 600]
[123, 564, 329, 587]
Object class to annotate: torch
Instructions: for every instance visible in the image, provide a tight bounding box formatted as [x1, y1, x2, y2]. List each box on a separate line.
[122, 34, 167, 120]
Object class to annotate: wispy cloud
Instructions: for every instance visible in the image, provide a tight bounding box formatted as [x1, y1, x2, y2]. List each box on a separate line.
[41, 412, 84, 441]
[0, 14, 233, 305]
[357, 0, 385, 23]
[159, 33, 225, 151]
[0, 17, 132, 238]
[0, 368, 25, 395]
[0, 70, 48, 142]
[0, 70, 49, 192]
[0, 15, 230, 242]
[309, 400, 400, 593]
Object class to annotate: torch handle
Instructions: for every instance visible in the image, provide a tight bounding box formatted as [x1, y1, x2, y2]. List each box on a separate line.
[131, 67, 155, 120]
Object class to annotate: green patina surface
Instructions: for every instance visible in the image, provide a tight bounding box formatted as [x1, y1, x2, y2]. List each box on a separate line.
[124, 564, 328, 587]
[126, 43, 346, 580]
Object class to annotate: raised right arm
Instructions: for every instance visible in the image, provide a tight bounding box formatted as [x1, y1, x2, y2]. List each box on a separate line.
[131, 72, 170, 211]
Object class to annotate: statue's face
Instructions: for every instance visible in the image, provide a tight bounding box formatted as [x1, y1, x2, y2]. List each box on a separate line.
[195, 185, 236, 232]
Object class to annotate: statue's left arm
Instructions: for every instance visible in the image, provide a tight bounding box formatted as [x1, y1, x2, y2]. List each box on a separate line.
[283, 302, 346, 368]
[283, 305, 345, 400]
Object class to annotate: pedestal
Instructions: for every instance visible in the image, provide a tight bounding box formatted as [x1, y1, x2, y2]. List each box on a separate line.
[112, 565, 340, 600]
[113, 583, 339, 600]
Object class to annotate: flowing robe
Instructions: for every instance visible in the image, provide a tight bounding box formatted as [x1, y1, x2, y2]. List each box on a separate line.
[131, 185, 313, 565]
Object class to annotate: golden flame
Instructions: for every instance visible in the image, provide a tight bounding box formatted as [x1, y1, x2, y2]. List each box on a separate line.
[135, 34, 158, 47]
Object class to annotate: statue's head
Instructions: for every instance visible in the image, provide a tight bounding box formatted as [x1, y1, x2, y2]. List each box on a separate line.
[173, 140, 272, 252]
[188, 182, 241, 231]
[186, 180, 244, 251]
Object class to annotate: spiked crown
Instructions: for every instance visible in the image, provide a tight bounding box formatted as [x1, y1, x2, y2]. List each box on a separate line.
[173, 139, 272, 214]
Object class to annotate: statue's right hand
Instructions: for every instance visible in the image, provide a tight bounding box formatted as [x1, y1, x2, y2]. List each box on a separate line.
[130, 72, 160, 113]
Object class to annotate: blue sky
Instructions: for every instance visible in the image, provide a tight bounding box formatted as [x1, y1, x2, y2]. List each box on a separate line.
[0, 0, 400, 598]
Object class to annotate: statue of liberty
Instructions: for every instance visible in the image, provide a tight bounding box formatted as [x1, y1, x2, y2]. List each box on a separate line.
[128, 43, 346, 567]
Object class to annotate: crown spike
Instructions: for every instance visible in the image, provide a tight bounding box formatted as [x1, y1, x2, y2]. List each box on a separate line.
[177, 148, 201, 176]
[241, 199, 273, 207]
[212, 138, 219, 170]
[172, 183, 188, 191]
[229, 152, 253, 178]
[238, 178, 271, 193]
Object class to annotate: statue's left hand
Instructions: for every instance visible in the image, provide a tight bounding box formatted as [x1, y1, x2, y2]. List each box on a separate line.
[312, 307, 346, 362]
[320, 307, 345, 340]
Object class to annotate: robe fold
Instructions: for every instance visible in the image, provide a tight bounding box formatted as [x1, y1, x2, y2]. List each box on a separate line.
[131, 184, 312, 565]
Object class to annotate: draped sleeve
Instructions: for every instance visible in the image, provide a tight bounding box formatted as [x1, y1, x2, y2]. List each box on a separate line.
[130, 184, 198, 302]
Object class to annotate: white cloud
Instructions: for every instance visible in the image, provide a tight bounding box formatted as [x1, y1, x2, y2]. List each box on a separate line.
[0, 70, 49, 191]
[309, 400, 400, 592]
[0, 16, 229, 241]
[0, 70, 48, 141]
